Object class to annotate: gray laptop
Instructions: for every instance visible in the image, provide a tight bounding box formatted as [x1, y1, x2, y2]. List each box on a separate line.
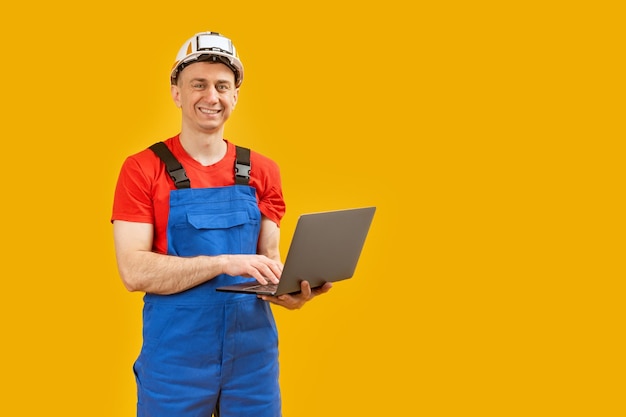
[216, 206, 376, 296]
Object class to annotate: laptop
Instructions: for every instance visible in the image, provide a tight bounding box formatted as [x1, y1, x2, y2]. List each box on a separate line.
[216, 206, 376, 296]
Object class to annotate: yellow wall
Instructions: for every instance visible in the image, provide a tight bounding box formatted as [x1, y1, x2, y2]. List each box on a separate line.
[1, 1, 623, 416]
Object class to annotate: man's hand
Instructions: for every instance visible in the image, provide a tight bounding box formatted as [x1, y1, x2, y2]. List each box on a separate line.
[221, 254, 283, 285]
[259, 281, 333, 309]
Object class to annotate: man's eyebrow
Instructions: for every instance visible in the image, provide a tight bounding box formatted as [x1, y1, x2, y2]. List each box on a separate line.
[188, 78, 233, 85]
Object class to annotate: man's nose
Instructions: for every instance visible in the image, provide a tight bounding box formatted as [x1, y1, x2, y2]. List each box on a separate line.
[205, 86, 220, 102]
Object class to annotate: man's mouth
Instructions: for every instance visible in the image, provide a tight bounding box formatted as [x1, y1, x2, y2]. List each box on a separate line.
[200, 108, 220, 114]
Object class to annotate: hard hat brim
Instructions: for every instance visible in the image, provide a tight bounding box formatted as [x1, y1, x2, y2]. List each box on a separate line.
[170, 32, 244, 87]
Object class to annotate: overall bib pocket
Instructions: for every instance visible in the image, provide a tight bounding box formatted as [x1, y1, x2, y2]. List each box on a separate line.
[169, 209, 259, 256]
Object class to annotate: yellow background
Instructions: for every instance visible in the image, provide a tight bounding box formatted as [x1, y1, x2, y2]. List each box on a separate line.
[1, 1, 623, 416]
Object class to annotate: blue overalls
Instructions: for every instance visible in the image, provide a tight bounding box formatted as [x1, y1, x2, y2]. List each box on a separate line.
[133, 143, 281, 417]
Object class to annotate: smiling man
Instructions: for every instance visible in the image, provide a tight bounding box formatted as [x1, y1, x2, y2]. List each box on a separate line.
[111, 31, 331, 417]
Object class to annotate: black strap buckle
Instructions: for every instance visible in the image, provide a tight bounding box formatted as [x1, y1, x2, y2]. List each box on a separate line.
[234, 162, 250, 185]
[234, 146, 251, 185]
[168, 167, 190, 188]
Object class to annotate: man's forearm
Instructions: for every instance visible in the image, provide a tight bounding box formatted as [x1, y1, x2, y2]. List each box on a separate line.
[118, 250, 227, 295]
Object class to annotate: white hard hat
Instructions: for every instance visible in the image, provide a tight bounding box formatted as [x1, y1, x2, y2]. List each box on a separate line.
[170, 32, 244, 87]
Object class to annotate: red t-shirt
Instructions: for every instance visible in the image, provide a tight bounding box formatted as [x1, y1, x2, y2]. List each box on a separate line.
[111, 135, 285, 254]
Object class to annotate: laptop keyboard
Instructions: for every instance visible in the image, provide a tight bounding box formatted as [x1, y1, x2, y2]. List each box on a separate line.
[245, 283, 278, 293]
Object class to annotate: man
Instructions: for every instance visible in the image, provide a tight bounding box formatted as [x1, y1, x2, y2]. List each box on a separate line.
[112, 31, 331, 417]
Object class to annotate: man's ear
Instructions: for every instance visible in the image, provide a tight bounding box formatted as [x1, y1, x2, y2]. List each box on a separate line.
[171, 84, 181, 108]
[233, 87, 239, 107]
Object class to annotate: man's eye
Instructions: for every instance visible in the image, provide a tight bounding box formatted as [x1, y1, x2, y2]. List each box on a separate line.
[192, 84, 205, 89]
[217, 84, 230, 91]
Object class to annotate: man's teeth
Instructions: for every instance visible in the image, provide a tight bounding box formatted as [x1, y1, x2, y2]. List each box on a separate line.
[200, 109, 219, 114]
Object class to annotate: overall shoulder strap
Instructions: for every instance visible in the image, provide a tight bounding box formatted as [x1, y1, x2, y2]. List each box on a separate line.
[149, 142, 191, 189]
[149, 142, 250, 188]
[234, 146, 251, 185]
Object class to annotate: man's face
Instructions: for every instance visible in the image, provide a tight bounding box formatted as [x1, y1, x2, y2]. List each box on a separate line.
[171, 61, 239, 134]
